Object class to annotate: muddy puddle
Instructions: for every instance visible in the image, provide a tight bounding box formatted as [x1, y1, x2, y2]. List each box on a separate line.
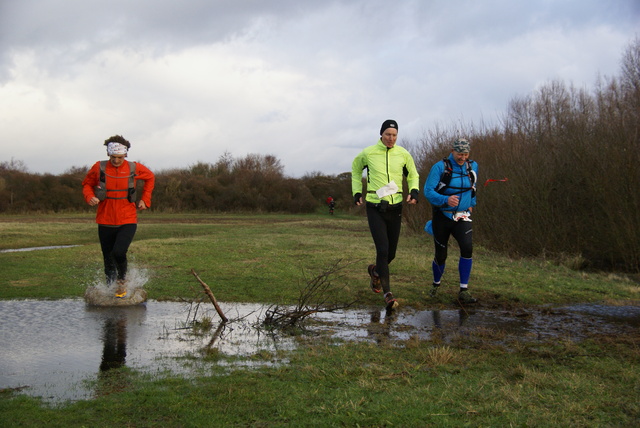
[1, 298, 638, 404]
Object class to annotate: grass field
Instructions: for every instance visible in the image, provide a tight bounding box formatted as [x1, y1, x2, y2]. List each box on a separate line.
[0, 213, 638, 427]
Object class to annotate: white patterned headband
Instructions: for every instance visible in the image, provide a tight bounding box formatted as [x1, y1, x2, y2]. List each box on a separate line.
[107, 142, 128, 156]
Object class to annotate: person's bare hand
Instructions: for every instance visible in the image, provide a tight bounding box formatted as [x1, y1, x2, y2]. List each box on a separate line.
[137, 200, 148, 210]
[88, 197, 100, 206]
[447, 195, 459, 207]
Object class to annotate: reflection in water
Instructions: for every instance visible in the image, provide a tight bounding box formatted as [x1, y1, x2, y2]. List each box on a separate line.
[94, 310, 135, 398]
[432, 309, 470, 329]
[366, 309, 398, 343]
[100, 316, 128, 371]
[203, 323, 227, 351]
[367, 308, 473, 343]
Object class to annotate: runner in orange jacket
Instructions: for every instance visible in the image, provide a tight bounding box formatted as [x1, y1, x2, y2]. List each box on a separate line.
[82, 135, 155, 298]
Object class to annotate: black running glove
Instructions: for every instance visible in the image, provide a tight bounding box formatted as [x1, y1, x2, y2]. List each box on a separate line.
[354, 193, 362, 205]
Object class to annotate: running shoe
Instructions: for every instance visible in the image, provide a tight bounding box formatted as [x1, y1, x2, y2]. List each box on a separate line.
[458, 289, 477, 304]
[429, 283, 440, 297]
[115, 280, 127, 298]
[384, 292, 398, 311]
[368, 264, 382, 293]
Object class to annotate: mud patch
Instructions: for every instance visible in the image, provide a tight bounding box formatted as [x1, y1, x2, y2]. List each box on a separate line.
[565, 303, 640, 326]
[9, 279, 43, 287]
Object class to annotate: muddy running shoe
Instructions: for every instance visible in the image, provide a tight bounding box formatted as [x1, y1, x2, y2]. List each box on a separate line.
[115, 280, 127, 298]
[384, 292, 398, 311]
[368, 264, 382, 293]
[458, 289, 477, 304]
[429, 283, 440, 297]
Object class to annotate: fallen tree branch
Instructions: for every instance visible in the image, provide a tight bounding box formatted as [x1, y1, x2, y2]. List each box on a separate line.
[262, 259, 359, 329]
[191, 269, 228, 323]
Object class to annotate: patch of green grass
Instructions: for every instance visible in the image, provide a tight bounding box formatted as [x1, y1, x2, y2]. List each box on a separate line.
[1, 333, 638, 426]
[1, 213, 636, 307]
[0, 213, 638, 427]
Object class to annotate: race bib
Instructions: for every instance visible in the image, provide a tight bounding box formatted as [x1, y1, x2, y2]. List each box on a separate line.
[376, 180, 399, 198]
[453, 211, 472, 222]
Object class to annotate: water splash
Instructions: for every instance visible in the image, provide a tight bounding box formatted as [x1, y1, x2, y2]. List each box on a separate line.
[85, 266, 149, 306]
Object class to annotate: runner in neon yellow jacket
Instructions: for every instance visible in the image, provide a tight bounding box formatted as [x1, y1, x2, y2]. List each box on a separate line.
[351, 141, 420, 205]
[352, 119, 419, 311]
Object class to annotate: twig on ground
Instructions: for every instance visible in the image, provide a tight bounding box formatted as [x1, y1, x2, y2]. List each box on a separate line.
[191, 269, 228, 323]
[262, 259, 359, 329]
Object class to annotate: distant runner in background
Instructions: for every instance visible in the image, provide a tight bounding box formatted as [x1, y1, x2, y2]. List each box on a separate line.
[326, 196, 335, 214]
[352, 119, 420, 311]
[82, 135, 155, 298]
[423, 138, 478, 304]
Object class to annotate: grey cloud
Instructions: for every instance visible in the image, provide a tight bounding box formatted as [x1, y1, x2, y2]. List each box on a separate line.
[1, 0, 300, 48]
[0, 0, 329, 81]
[1, 0, 638, 177]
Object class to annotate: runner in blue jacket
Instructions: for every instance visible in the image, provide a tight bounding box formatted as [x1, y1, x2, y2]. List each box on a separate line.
[423, 138, 478, 303]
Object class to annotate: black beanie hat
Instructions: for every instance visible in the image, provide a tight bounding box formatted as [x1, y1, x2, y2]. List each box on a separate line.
[380, 119, 398, 135]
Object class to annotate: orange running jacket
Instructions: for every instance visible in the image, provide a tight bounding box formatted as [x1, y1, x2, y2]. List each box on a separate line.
[82, 160, 155, 226]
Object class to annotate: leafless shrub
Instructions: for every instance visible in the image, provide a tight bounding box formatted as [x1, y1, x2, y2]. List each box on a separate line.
[262, 259, 359, 330]
[410, 37, 640, 272]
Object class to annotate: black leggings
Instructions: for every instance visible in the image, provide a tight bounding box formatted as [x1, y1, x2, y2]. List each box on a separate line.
[432, 209, 473, 265]
[98, 224, 137, 283]
[366, 203, 403, 292]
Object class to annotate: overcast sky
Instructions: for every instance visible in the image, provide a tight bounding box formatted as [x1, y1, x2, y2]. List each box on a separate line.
[1, 0, 638, 177]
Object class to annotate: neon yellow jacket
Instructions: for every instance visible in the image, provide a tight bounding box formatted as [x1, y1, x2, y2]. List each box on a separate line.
[352, 140, 420, 204]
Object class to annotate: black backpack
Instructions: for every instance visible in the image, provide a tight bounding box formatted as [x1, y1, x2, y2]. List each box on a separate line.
[435, 158, 476, 197]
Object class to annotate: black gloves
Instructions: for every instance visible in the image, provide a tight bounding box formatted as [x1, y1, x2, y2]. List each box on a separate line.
[410, 189, 419, 202]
